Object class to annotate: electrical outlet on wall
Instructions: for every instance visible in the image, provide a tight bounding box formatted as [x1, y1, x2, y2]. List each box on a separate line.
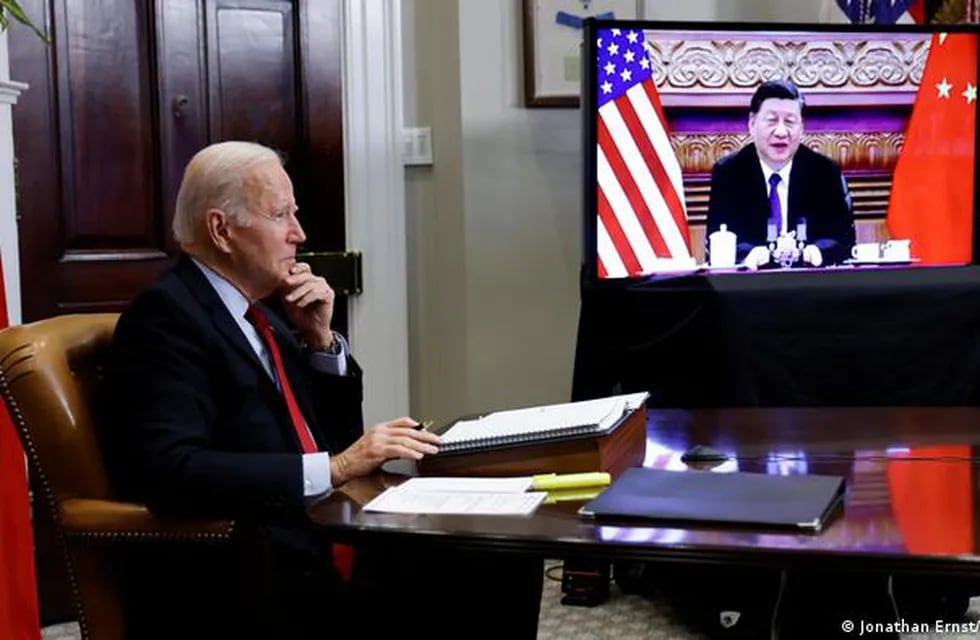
[402, 127, 433, 166]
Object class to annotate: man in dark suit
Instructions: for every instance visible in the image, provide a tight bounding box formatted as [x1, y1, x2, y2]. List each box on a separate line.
[99, 141, 542, 638]
[707, 80, 855, 268]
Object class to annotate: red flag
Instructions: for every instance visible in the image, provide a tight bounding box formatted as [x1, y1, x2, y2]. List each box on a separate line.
[886, 33, 978, 264]
[595, 27, 693, 278]
[0, 253, 41, 640]
[887, 445, 973, 554]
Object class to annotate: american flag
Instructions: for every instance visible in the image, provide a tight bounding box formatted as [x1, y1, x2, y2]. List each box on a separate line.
[820, 0, 921, 23]
[595, 27, 693, 278]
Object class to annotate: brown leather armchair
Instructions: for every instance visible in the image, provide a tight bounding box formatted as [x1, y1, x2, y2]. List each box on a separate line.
[0, 314, 234, 640]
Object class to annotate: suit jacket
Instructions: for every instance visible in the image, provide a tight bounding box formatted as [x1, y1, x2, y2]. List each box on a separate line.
[99, 254, 364, 521]
[707, 143, 855, 265]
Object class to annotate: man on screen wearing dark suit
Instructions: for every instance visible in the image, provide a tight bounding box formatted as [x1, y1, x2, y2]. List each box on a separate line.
[99, 141, 542, 638]
[707, 79, 855, 268]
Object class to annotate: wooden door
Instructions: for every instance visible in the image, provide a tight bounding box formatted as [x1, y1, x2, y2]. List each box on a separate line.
[9, 0, 345, 322]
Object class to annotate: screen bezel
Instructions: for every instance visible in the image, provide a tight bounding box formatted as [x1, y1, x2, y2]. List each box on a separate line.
[581, 19, 980, 286]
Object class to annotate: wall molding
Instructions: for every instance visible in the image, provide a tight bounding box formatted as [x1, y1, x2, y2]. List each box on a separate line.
[0, 79, 28, 105]
[341, 1, 410, 425]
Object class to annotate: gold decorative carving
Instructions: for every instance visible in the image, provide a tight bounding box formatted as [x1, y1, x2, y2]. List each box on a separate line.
[646, 34, 930, 92]
[671, 132, 905, 174]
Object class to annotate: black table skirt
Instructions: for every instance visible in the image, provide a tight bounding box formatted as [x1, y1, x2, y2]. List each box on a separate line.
[572, 265, 980, 407]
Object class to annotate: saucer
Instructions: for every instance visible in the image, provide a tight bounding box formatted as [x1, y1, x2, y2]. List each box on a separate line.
[844, 257, 920, 266]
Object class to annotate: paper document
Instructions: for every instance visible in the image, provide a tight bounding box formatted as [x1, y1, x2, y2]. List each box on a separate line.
[362, 476, 545, 515]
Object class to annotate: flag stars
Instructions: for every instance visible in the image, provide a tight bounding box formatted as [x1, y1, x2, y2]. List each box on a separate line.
[964, 83, 977, 105]
[600, 81, 613, 95]
[597, 38, 603, 48]
[626, 31, 639, 44]
[936, 77, 952, 99]
[639, 57, 650, 70]
[624, 49, 636, 63]
[607, 42, 619, 56]
[611, 28, 621, 36]
[620, 69, 632, 82]
[604, 61, 616, 75]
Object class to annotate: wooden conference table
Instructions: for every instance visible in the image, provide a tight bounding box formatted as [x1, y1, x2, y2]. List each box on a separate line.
[307, 407, 980, 578]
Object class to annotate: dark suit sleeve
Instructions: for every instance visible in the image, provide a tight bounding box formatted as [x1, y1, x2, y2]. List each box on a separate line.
[797, 152, 855, 265]
[101, 291, 306, 519]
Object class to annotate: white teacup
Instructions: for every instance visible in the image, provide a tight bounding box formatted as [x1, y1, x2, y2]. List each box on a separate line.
[851, 242, 880, 262]
[882, 239, 911, 261]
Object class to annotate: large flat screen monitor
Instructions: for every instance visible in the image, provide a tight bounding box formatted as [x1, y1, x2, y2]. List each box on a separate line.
[582, 20, 979, 281]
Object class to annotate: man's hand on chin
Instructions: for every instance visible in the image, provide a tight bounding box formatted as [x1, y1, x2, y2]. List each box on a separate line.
[280, 262, 335, 348]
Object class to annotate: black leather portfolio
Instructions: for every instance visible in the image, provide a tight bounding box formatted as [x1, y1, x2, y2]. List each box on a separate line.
[579, 467, 845, 532]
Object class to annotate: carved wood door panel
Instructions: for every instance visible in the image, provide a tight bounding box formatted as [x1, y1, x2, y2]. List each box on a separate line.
[10, 0, 345, 322]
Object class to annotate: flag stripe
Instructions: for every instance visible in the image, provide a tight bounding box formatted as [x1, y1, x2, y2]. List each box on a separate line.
[639, 82, 688, 208]
[600, 101, 690, 259]
[627, 84, 692, 246]
[596, 145, 662, 269]
[596, 219, 628, 278]
[598, 186, 643, 275]
[620, 89, 684, 217]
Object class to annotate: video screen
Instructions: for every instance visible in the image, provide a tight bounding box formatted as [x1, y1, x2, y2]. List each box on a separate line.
[583, 22, 979, 279]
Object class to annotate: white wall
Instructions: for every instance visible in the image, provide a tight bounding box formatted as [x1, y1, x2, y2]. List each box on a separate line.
[400, 0, 819, 423]
[456, 2, 583, 414]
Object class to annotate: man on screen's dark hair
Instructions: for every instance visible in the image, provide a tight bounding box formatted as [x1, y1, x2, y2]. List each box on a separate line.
[707, 79, 855, 268]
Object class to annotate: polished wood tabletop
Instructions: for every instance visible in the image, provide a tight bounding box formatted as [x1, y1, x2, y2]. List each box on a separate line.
[306, 407, 980, 575]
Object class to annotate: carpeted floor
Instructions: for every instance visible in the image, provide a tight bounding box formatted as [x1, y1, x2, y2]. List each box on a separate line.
[40, 560, 980, 639]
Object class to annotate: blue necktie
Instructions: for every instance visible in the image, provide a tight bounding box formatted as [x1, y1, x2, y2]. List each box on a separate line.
[768, 173, 782, 237]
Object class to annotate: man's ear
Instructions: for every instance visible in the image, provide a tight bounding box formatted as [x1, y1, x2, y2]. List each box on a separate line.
[205, 208, 233, 254]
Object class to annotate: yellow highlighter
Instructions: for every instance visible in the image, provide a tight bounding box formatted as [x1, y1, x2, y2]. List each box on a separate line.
[531, 471, 611, 492]
[543, 487, 606, 504]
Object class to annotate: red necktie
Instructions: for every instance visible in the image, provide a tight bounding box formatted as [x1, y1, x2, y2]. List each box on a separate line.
[245, 305, 318, 453]
[245, 305, 354, 581]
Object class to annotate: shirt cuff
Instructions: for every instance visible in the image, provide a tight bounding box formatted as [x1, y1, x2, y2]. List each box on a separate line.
[301, 451, 333, 498]
[307, 332, 349, 376]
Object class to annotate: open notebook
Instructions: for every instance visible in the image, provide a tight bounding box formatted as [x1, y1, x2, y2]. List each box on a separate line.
[432, 392, 649, 454]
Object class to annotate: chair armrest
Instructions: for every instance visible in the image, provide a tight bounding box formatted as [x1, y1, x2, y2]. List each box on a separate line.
[58, 498, 234, 541]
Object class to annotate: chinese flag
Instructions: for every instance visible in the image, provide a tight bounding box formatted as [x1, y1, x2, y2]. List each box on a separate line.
[0, 254, 41, 640]
[886, 33, 978, 264]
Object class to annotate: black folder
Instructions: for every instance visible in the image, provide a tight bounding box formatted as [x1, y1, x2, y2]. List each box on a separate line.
[579, 468, 845, 532]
